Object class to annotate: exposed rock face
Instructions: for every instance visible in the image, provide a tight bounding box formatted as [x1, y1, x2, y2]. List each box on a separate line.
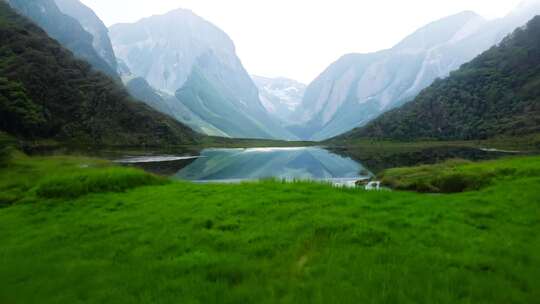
[0, 1, 199, 146]
[110, 9, 295, 139]
[109, 9, 237, 94]
[338, 15, 540, 141]
[6, 0, 117, 77]
[54, 0, 117, 73]
[125, 77, 228, 137]
[295, 2, 540, 140]
[252, 75, 306, 125]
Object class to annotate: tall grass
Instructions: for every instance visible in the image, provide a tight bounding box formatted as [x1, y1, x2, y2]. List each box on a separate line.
[36, 167, 167, 199]
[0, 133, 14, 168]
[380, 157, 540, 193]
[0, 154, 539, 303]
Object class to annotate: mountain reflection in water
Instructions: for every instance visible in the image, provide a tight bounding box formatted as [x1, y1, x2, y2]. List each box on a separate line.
[173, 147, 370, 183]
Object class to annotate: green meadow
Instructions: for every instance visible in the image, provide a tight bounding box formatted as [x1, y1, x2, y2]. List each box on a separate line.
[0, 151, 539, 303]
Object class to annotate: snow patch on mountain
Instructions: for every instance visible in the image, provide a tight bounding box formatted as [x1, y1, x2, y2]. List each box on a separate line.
[252, 75, 306, 124]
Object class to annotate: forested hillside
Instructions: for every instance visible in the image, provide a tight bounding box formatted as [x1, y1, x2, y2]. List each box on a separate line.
[0, 2, 199, 146]
[6, 0, 117, 77]
[339, 16, 540, 141]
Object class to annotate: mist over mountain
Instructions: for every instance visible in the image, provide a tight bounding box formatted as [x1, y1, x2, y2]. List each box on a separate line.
[6, 0, 117, 77]
[109, 9, 295, 140]
[3, 0, 537, 143]
[292, 2, 540, 140]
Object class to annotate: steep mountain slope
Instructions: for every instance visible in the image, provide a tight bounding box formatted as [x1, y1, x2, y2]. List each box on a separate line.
[338, 16, 540, 141]
[109, 9, 294, 140]
[174, 53, 281, 139]
[6, 0, 117, 77]
[54, 0, 117, 73]
[110, 9, 234, 94]
[252, 75, 306, 125]
[125, 77, 228, 137]
[295, 1, 540, 140]
[0, 2, 198, 145]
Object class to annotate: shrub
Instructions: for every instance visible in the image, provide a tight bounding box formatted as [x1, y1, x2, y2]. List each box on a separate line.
[36, 168, 168, 199]
[433, 173, 489, 193]
[379, 159, 502, 193]
[0, 146, 9, 167]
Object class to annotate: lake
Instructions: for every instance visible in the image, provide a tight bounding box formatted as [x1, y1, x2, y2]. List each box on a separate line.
[114, 145, 516, 184]
[117, 147, 371, 185]
[26, 144, 519, 184]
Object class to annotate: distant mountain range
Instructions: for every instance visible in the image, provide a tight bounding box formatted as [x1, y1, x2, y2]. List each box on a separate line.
[3, 0, 539, 144]
[335, 15, 540, 141]
[109, 9, 296, 140]
[291, 1, 540, 140]
[252, 76, 306, 125]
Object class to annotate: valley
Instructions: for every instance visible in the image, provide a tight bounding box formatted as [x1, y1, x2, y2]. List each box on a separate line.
[1, 0, 539, 303]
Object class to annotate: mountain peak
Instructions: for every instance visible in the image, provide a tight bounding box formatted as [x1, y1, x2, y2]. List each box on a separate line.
[109, 7, 237, 94]
[167, 7, 196, 17]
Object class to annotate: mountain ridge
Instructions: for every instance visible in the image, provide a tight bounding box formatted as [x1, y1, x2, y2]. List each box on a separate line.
[110, 8, 296, 140]
[335, 15, 540, 141]
[54, 0, 117, 74]
[6, 0, 117, 77]
[293, 3, 540, 141]
[0, 2, 199, 146]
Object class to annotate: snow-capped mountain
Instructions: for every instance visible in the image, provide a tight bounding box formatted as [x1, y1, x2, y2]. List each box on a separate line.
[109, 9, 295, 140]
[252, 76, 306, 124]
[293, 1, 540, 141]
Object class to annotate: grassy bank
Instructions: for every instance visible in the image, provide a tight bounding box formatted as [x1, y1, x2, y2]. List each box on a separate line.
[16, 134, 317, 155]
[0, 153, 539, 303]
[380, 157, 540, 193]
[326, 134, 540, 173]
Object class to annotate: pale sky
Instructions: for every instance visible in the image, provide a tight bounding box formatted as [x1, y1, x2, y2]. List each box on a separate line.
[81, 0, 524, 83]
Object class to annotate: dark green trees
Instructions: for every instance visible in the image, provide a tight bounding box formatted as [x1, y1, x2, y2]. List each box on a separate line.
[0, 78, 46, 138]
[340, 16, 540, 141]
[0, 2, 199, 146]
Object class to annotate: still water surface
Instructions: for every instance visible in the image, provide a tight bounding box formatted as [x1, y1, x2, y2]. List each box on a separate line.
[108, 145, 517, 184]
[173, 147, 371, 184]
[117, 147, 371, 184]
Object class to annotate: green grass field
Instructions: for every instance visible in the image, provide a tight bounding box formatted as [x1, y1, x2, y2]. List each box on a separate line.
[0, 152, 539, 303]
